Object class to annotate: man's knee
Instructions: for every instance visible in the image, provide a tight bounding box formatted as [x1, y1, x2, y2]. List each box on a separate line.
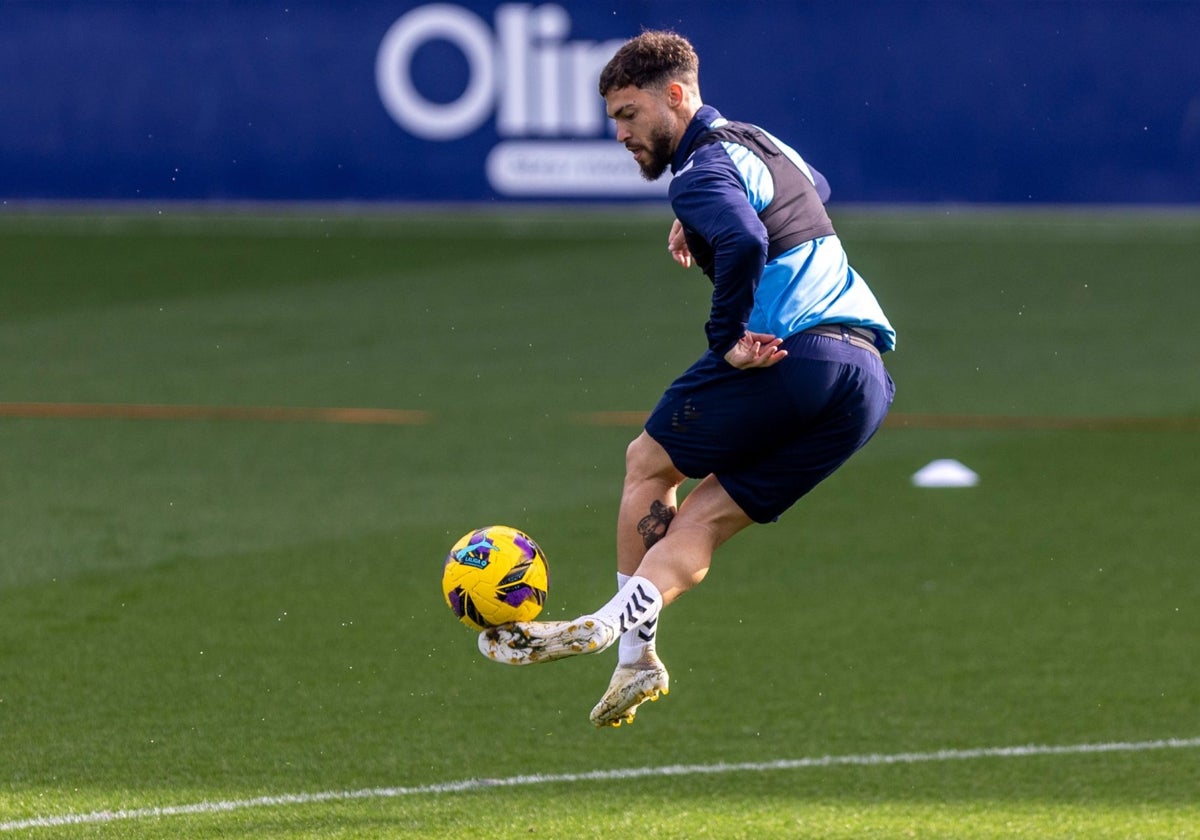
[625, 432, 680, 484]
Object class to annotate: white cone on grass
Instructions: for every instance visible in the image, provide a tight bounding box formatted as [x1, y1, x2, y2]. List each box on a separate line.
[912, 459, 979, 488]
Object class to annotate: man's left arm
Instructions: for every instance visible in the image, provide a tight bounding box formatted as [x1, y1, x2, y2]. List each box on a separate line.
[809, 163, 832, 204]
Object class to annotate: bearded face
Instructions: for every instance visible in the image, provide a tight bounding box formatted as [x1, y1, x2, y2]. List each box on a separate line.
[631, 123, 677, 181]
[605, 85, 682, 182]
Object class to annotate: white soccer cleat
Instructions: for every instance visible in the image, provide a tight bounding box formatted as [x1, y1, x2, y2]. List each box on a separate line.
[589, 653, 670, 728]
[478, 617, 617, 665]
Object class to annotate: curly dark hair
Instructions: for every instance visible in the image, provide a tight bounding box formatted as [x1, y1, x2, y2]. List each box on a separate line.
[598, 30, 699, 96]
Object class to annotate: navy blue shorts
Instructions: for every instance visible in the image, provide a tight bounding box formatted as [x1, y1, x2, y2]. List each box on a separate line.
[644, 330, 895, 523]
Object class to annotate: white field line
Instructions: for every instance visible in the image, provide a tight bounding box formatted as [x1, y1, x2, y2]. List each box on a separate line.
[3, 736, 1198, 833]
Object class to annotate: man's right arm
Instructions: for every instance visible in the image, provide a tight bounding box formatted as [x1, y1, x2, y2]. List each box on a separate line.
[671, 163, 769, 356]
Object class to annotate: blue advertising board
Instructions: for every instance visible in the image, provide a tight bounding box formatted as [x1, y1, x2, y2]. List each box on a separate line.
[1, 1, 1197, 204]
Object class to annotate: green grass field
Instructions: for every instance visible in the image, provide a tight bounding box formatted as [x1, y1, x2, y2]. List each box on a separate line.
[1, 208, 1198, 838]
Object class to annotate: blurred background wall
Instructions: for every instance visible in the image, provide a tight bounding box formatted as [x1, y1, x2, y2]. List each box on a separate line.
[2, 0, 1197, 204]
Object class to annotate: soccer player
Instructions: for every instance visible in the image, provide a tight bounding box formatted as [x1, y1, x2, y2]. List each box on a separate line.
[479, 30, 897, 727]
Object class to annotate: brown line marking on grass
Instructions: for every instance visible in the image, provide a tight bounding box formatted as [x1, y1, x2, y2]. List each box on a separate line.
[3, 404, 1197, 431]
[572, 411, 1200, 432]
[885, 413, 1200, 432]
[0, 402, 431, 425]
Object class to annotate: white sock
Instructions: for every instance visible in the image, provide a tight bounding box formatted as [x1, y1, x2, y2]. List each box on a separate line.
[616, 574, 656, 666]
[598, 573, 661, 665]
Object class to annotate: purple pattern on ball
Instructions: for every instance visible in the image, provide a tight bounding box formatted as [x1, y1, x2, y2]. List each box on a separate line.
[512, 533, 537, 560]
[447, 588, 464, 616]
[502, 585, 533, 606]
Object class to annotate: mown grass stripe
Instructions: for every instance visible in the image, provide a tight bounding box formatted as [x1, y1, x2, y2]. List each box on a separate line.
[3, 736, 1197, 832]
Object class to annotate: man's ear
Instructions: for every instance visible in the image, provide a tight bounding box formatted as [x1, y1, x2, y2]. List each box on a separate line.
[666, 82, 685, 108]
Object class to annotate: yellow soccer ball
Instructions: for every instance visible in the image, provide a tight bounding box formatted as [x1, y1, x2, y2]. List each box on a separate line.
[442, 525, 549, 631]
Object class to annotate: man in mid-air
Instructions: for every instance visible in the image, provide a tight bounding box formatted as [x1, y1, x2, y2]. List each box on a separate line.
[480, 30, 896, 728]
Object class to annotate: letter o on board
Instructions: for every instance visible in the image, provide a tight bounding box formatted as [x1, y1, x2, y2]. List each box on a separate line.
[375, 4, 495, 140]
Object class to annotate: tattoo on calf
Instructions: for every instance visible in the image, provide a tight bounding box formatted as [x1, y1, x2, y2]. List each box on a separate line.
[637, 500, 677, 549]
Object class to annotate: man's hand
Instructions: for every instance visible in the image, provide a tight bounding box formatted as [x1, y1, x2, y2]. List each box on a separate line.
[668, 218, 693, 268]
[724, 331, 788, 369]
